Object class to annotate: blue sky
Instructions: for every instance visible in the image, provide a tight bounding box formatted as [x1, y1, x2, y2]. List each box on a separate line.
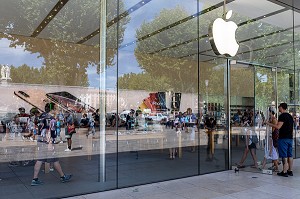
[0, 0, 200, 89]
[0, 38, 44, 67]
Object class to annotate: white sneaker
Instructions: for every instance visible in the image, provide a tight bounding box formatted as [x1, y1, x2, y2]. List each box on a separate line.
[64, 149, 71, 152]
[30, 137, 34, 141]
[59, 141, 64, 144]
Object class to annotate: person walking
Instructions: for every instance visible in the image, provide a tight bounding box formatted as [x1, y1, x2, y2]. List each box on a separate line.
[236, 120, 258, 169]
[266, 103, 294, 177]
[38, 105, 52, 143]
[31, 104, 72, 185]
[65, 112, 75, 152]
[31, 142, 72, 186]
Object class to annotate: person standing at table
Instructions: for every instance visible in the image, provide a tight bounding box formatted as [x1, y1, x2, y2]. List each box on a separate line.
[205, 117, 216, 161]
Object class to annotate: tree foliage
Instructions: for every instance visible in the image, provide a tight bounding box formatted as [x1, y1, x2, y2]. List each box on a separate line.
[118, 72, 172, 91]
[0, 0, 129, 86]
[120, 3, 298, 106]
[134, 6, 199, 93]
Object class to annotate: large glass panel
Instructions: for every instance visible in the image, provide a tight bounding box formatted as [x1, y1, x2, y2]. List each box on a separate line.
[117, 0, 199, 187]
[254, 66, 277, 171]
[277, 68, 296, 158]
[0, 0, 119, 198]
[230, 63, 256, 171]
[198, 61, 228, 174]
[278, 69, 293, 104]
[0, 0, 299, 198]
[197, 1, 233, 175]
[224, 0, 294, 173]
[228, 0, 293, 174]
[294, 8, 300, 158]
[295, 71, 300, 158]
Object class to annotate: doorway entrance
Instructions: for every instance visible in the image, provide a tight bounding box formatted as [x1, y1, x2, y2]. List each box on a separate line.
[229, 61, 277, 173]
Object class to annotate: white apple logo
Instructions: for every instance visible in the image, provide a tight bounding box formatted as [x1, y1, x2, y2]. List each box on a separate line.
[209, 10, 239, 57]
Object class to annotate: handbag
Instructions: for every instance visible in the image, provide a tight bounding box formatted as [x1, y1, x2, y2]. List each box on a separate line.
[67, 124, 76, 134]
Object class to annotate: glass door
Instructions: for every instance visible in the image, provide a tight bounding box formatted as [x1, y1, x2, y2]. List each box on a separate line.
[254, 65, 277, 172]
[230, 61, 277, 173]
[230, 62, 256, 171]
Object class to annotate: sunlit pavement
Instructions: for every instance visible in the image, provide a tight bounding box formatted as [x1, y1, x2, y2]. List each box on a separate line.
[66, 158, 300, 199]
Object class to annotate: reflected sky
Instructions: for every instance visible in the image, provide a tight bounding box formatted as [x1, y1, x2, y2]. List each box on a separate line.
[0, 0, 297, 88]
[0, 38, 44, 67]
[0, 0, 198, 89]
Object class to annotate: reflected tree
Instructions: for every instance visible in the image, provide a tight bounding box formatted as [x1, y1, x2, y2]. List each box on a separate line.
[127, 3, 299, 104]
[10, 64, 42, 84]
[0, 0, 129, 86]
[134, 6, 199, 93]
[118, 72, 172, 91]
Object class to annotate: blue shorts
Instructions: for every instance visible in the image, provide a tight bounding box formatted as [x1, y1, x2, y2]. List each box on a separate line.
[278, 139, 293, 158]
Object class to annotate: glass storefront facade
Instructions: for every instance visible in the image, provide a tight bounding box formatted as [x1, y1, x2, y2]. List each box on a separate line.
[0, 0, 300, 198]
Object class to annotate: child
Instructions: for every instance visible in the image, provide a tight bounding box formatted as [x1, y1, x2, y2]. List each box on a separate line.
[236, 121, 259, 169]
[260, 132, 279, 172]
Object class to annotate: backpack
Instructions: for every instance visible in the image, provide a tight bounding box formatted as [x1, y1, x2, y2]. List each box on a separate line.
[39, 112, 51, 128]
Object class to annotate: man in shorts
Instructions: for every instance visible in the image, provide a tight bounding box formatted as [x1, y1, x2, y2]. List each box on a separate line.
[31, 104, 72, 185]
[31, 142, 72, 186]
[266, 103, 294, 177]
